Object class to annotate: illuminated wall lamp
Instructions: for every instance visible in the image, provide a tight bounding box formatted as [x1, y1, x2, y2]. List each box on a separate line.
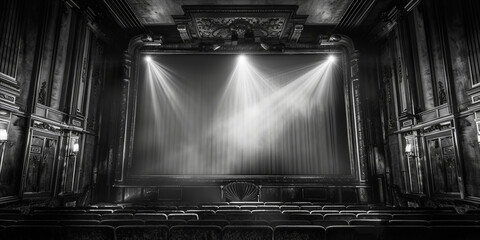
[0, 129, 7, 142]
[405, 143, 415, 157]
[72, 141, 79, 154]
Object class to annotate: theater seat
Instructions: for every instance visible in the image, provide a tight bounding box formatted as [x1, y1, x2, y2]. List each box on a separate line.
[229, 220, 269, 225]
[187, 220, 229, 227]
[429, 226, 480, 240]
[323, 205, 346, 211]
[0, 226, 5, 240]
[102, 213, 134, 220]
[325, 226, 378, 240]
[144, 219, 186, 227]
[60, 220, 100, 225]
[356, 213, 392, 220]
[0, 213, 24, 220]
[100, 219, 144, 227]
[301, 206, 323, 211]
[311, 220, 349, 227]
[388, 220, 429, 226]
[169, 225, 222, 240]
[382, 226, 429, 240]
[62, 225, 115, 240]
[116, 225, 168, 240]
[274, 225, 325, 240]
[349, 219, 389, 225]
[429, 220, 479, 225]
[200, 213, 226, 220]
[270, 220, 311, 227]
[134, 213, 168, 220]
[6, 225, 62, 240]
[289, 214, 323, 221]
[323, 213, 356, 221]
[168, 213, 198, 221]
[0, 220, 16, 226]
[222, 225, 273, 240]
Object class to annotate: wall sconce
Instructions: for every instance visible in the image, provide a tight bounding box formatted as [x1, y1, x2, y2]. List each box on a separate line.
[405, 142, 414, 157]
[71, 140, 79, 155]
[0, 129, 7, 142]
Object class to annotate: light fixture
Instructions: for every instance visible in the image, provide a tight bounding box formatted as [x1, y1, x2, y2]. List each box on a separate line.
[153, 35, 163, 44]
[238, 55, 246, 63]
[327, 55, 336, 63]
[145, 56, 152, 62]
[212, 44, 221, 51]
[231, 31, 238, 46]
[72, 140, 79, 153]
[0, 129, 7, 142]
[405, 143, 414, 157]
[260, 42, 270, 51]
[328, 34, 341, 42]
[141, 34, 153, 42]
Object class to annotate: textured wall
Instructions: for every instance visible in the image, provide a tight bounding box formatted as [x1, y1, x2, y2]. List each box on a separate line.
[373, 0, 480, 200]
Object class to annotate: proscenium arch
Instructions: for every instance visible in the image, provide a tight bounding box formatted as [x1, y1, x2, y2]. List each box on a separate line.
[115, 35, 368, 197]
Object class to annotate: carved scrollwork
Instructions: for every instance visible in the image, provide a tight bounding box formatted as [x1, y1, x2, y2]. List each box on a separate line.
[32, 121, 61, 134]
[194, 17, 286, 39]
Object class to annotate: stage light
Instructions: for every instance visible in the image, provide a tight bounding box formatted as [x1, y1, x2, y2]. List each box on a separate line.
[145, 56, 152, 62]
[0, 129, 7, 142]
[260, 42, 270, 50]
[327, 55, 335, 63]
[212, 44, 221, 51]
[238, 55, 246, 63]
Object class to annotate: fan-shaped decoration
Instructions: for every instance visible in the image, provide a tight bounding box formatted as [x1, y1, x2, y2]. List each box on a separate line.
[223, 182, 259, 201]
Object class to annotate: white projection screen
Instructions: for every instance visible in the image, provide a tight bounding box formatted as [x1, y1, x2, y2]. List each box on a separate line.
[131, 54, 351, 176]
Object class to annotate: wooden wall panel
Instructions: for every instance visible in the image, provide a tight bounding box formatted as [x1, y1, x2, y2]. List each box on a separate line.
[0, 0, 23, 81]
[464, 0, 480, 86]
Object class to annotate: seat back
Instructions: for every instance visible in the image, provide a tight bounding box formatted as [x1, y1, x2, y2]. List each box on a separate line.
[0, 226, 5, 240]
[62, 225, 115, 240]
[311, 220, 349, 227]
[187, 220, 229, 227]
[382, 226, 429, 240]
[270, 220, 311, 226]
[274, 225, 325, 240]
[222, 225, 273, 240]
[6, 225, 62, 240]
[323, 213, 356, 221]
[100, 219, 144, 227]
[325, 226, 378, 240]
[429, 226, 480, 240]
[168, 213, 198, 221]
[134, 213, 167, 220]
[144, 219, 186, 227]
[169, 225, 222, 240]
[116, 225, 168, 240]
[349, 219, 389, 225]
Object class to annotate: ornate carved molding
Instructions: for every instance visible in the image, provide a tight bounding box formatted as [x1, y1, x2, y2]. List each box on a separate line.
[172, 5, 307, 44]
[32, 120, 62, 134]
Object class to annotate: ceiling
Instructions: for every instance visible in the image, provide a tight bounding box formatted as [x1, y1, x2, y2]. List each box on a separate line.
[124, 0, 353, 25]
[98, 0, 398, 44]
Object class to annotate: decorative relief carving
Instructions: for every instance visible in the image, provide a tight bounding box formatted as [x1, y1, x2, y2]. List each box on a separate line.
[421, 122, 451, 134]
[32, 121, 61, 134]
[289, 24, 303, 43]
[38, 82, 47, 105]
[177, 25, 191, 43]
[438, 81, 447, 104]
[194, 17, 286, 39]
[0, 92, 15, 103]
[173, 6, 307, 43]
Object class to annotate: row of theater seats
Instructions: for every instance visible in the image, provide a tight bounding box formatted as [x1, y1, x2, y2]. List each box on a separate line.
[1, 218, 480, 227]
[3, 213, 480, 221]
[0, 224, 479, 240]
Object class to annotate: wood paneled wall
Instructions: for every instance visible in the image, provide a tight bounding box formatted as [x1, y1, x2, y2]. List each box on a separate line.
[370, 0, 480, 203]
[0, 0, 120, 204]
